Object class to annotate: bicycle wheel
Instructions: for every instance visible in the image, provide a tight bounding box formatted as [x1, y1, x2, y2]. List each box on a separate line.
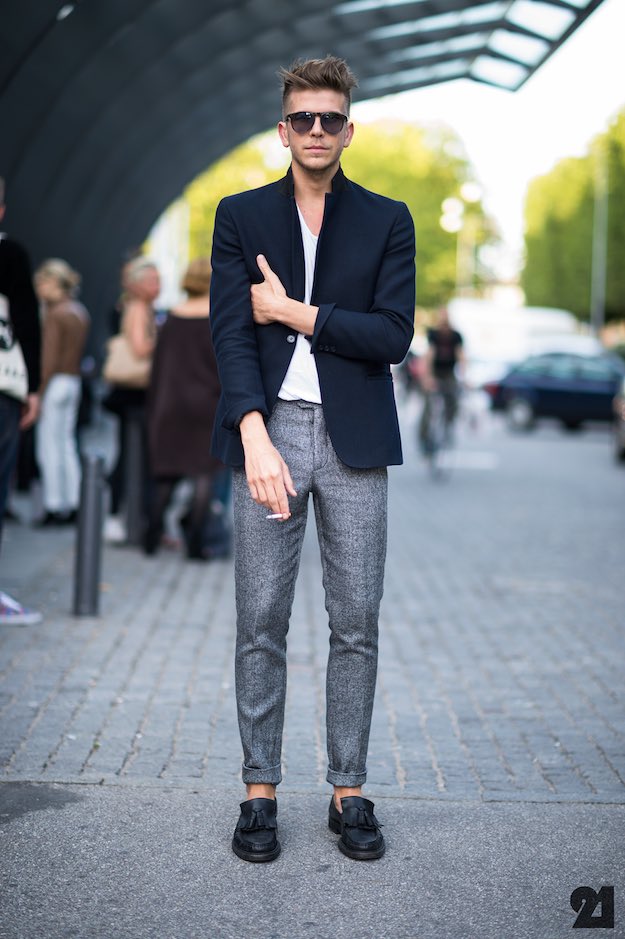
[425, 393, 448, 478]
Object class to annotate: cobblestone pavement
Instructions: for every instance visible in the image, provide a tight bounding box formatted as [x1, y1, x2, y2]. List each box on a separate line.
[1, 404, 624, 804]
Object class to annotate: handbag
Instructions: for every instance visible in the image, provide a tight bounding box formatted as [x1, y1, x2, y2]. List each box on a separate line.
[102, 332, 151, 389]
[0, 297, 29, 402]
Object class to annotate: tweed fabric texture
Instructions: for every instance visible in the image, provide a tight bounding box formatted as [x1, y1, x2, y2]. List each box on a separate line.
[233, 400, 387, 786]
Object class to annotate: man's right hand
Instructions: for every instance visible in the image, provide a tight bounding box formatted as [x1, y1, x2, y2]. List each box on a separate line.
[239, 412, 297, 519]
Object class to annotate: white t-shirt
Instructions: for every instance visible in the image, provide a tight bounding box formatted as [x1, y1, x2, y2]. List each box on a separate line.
[277, 207, 322, 403]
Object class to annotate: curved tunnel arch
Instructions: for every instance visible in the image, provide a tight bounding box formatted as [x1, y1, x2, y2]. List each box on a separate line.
[0, 0, 605, 340]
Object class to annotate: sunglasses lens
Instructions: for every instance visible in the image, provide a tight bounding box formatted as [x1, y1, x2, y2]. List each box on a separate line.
[287, 112, 347, 135]
[290, 113, 315, 134]
[321, 113, 346, 134]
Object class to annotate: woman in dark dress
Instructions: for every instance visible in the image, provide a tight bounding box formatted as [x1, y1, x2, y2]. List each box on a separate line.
[145, 257, 221, 558]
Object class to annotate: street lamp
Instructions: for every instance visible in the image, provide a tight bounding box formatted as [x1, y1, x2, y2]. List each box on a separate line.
[439, 184, 482, 296]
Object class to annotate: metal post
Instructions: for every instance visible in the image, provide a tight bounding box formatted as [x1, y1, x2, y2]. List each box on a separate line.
[124, 415, 144, 546]
[590, 141, 609, 337]
[73, 452, 105, 617]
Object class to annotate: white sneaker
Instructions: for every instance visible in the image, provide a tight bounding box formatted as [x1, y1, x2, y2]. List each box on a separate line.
[0, 591, 43, 626]
[103, 515, 127, 544]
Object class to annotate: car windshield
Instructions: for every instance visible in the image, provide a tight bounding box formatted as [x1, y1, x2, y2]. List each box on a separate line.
[577, 357, 621, 381]
[515, 353, 622, 382]
[516, 354, 576, 378]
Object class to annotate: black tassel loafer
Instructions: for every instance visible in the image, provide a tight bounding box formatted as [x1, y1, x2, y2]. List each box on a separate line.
[232, 797, 281, 863]
[328, 795, 385, 860]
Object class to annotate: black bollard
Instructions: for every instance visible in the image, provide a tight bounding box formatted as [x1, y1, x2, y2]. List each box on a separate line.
[73, 452, 105, 616]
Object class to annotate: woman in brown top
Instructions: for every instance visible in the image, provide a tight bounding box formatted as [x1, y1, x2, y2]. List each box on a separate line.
[145, 257, 222, 558]
[34, 259, 89, 525]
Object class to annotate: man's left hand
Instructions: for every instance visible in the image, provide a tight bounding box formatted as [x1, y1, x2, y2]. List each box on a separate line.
[251, 254, 286, 325]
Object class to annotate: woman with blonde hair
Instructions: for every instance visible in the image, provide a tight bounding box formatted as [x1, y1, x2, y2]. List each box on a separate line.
[103, 257, 160, 542]
[34, 259, 89, 525]
[145, 257, 222, 558]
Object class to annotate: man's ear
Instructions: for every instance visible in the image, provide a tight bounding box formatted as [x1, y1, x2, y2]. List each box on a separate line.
[278, 120, 290, 149]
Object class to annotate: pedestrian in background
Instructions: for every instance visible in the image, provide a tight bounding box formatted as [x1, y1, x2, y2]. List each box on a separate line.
[33, 259, 89, 526]
[0, 176, 42, 625]
[102, 257, 159, 543]
[145, 257, 222, 559]
[419, 305, 465, 450]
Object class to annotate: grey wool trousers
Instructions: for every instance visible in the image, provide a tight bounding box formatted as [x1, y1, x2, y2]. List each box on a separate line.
[233, 400, 388, 787]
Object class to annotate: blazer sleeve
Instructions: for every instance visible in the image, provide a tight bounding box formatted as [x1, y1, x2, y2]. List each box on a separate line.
[210, 198, 269, 430]
[309, 202, 415, 364]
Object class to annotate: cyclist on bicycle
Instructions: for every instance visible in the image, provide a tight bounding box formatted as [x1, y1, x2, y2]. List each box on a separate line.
[419, 306, 465, 452]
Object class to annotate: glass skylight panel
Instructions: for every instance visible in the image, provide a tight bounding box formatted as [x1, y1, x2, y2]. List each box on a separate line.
[506, 0, 577, 41]
[488, 28, 549, 65]
[389, 33, 488, 62]
[362, 59, 469, 91]
[334, 0, 429, 14]
[470, 54, 529, 88]
[369, 2, 507, 40]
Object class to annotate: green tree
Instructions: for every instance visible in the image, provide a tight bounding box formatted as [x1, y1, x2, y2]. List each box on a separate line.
[183, 120, 492, 308]
[604, 110, 625, 318]
[522, 106, 625, 322]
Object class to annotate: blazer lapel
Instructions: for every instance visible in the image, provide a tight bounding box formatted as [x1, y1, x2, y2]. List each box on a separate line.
[290, 200, 305, 303]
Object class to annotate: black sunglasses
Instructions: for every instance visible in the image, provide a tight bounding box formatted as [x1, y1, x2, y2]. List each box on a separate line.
[285, 111, 348, 135]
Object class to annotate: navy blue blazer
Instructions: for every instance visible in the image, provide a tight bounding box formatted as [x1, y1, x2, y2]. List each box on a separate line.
[210, 166, 416, 469]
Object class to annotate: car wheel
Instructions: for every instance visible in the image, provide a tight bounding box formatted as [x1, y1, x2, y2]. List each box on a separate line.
[562, 419, 583, 431]
[615, 437, 625, 463]
[506, 397, 535, 431]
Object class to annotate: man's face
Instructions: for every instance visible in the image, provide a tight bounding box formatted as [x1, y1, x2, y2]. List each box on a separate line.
[278, 89, 354, 175]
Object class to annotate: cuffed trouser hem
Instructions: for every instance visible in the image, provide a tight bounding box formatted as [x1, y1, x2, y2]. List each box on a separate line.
[242, 763, 282, 785]
[326, 768, 368, 787]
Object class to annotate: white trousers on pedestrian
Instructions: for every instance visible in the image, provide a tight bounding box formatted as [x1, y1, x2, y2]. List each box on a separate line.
[37, 374, 82, 512]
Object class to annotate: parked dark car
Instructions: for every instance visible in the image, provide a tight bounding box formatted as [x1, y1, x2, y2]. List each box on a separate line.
[614, 376, 625, 461]
[484, 351, 625, 431]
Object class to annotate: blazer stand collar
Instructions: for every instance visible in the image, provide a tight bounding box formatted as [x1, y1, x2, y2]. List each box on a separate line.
[279, 164, 349, 197]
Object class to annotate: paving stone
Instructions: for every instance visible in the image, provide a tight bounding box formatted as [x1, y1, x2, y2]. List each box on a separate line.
[1, 413, 624, 808]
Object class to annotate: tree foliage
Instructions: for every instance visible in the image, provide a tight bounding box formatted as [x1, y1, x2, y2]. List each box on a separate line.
[522, 107, 625, 322]
[183, 120, 492, 309]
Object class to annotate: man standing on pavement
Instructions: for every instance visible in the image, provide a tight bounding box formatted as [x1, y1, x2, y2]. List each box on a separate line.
[0, 176, 42, 625]
[210, 56, 415, 862]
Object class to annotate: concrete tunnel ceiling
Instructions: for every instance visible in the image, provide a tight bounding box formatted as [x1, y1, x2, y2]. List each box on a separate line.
[0, 0, 606, 332]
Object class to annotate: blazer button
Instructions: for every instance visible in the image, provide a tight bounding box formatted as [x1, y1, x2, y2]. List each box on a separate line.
[287, 334, 296, 343]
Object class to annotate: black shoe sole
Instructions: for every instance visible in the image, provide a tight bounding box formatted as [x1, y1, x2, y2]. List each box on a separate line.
[329, 817, 385, 860]
[231, 839, 281, 863]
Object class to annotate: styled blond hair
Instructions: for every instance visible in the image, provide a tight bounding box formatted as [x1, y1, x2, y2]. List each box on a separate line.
[35, 258, 81, 296]
[279, 55, 358, 114]
[125, 256, 159, 284]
